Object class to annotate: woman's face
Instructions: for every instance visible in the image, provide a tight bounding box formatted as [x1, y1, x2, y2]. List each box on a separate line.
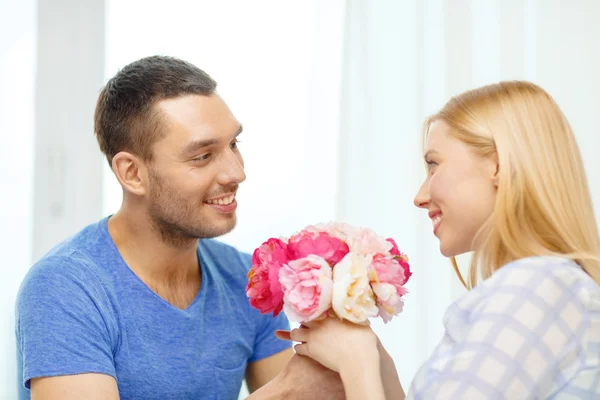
[414, 121, 498, 257]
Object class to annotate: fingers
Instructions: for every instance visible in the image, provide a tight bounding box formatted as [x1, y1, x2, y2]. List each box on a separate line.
[274, 330, 291, 341]
[302, 320, 318, 329]
[289, 327, 310, 343]
[294, 343, 309, 357]
[276, 326, 312, 343]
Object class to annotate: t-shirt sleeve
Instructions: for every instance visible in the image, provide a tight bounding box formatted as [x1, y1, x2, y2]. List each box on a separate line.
[15, 257, 117, 389]
[249, 309, 292, 363]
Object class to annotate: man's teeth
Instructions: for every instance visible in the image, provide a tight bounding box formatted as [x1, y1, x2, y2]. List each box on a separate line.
[206, 195, 235, 205]
[432, 215, 442, 226]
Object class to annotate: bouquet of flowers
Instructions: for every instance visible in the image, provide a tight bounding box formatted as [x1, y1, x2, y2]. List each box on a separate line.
[246, 222, 411, 325]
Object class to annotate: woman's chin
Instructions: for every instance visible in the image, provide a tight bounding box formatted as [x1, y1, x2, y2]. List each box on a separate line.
[439, 241, 466, 258]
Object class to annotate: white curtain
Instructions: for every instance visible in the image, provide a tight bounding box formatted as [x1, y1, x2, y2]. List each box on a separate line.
[338, 0, 600, 386]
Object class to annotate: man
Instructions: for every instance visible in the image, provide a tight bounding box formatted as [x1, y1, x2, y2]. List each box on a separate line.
[15, 55, 297, 399]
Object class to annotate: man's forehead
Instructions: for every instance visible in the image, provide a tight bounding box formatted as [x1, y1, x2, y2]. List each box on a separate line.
[155, 94, 226, 125]
[155, 96, 239, 138]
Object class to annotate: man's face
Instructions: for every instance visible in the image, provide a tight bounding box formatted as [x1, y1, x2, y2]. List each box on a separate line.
[145, 94, 246, 244]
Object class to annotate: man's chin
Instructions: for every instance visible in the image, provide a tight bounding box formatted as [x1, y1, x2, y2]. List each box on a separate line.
[198, 217, 237, 239]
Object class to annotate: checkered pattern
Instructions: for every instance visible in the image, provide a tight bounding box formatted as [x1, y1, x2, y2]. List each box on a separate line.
[407, 256, 600, 399]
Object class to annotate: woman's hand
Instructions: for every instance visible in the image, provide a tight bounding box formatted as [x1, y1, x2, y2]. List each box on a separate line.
[276, 317, 379, 374]
[276, 318, 389, 400]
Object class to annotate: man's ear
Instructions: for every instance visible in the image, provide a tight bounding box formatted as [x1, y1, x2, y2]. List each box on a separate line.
[111, 151, 148, 196]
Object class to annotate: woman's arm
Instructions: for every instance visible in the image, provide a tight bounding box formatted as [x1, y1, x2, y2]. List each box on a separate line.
[378, 339, 406, 400]
[339, 351, 386, 400]
[285, 319, 405, 399]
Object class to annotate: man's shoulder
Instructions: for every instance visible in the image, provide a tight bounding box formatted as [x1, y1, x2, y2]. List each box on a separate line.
[17, 218, 113, 304]
[43, 217, 110, 258]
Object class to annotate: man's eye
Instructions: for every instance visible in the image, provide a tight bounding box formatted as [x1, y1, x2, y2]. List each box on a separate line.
[230, 139, 241, 149]
[193, 154, 211, 161]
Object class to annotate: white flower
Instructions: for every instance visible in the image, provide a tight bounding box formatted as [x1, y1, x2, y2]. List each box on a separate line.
[371, 282, 405, 323]
[332, 252, 379, 324]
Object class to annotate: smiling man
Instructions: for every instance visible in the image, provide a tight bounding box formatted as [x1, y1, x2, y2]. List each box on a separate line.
[15, 56, 294, 399]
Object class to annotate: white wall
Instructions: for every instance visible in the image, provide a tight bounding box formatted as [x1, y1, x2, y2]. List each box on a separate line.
[103, 0, 347, 253]
[0, 1, 36, 398]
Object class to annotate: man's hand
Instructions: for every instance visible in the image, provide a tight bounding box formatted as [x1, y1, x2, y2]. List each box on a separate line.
[246, 348, 294, 392]
[245, 353, 345, 400]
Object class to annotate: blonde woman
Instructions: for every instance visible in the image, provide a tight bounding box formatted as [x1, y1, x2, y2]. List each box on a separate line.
[278, 81, 600, 399]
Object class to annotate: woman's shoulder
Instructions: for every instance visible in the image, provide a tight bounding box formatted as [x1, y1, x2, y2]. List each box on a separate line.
[451, 256, 600, 321]
[489, 256, 598, 295]
[465, 256, 600, 326]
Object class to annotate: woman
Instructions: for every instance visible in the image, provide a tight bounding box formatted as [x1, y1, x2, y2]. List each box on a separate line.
[277, 81, 600, 399]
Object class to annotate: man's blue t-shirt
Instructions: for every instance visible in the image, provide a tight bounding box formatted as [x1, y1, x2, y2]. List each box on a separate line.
[15, 217, 291, 399]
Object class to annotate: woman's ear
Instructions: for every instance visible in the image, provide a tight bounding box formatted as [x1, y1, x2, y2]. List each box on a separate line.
[112, 151, 148, 196]
[493, 162, 500, 188]
[484, 153, 500, 188]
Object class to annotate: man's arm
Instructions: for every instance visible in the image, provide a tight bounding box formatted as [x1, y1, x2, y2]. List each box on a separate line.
[246, 353, 345, 400]
[16, 259, 117, 398]
[245, 348, 294, 392]
[30, 374, 119, 400]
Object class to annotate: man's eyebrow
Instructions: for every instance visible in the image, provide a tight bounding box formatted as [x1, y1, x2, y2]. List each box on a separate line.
[181, 124, 243, 155]
[181, 138, 218, 155]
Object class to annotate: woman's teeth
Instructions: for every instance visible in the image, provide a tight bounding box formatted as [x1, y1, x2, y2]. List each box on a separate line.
[432, 215, 442, 227]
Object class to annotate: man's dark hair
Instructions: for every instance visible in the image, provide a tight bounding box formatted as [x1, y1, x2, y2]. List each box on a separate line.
[94, 55, 217, 165]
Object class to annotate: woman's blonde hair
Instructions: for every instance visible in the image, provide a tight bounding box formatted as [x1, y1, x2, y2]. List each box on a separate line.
[424, 81, 600, 289]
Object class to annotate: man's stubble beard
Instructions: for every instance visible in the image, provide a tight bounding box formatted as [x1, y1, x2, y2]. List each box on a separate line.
[147, 169, 236, 247]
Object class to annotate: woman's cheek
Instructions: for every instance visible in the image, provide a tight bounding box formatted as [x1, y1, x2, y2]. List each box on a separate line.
[428, 172, 443, 202]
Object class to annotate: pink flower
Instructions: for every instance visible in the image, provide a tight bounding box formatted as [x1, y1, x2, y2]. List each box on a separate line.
[386, 238, 401, 256]
[279, 255, 333, 323]
[304, 222, 357, 243]
[386, 238, 412, 285]
[346, 227, 393, 255]
[287, 230, 349, 265]
[246, 223, 413, 326]
[397, 257, 412, 285]
[368, 254, 409, 323]
[332, 253, 379, 324]
[246, 238, 289, 316]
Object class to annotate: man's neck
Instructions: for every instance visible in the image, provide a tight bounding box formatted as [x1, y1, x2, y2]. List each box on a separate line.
[107, 208, 200, 286]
